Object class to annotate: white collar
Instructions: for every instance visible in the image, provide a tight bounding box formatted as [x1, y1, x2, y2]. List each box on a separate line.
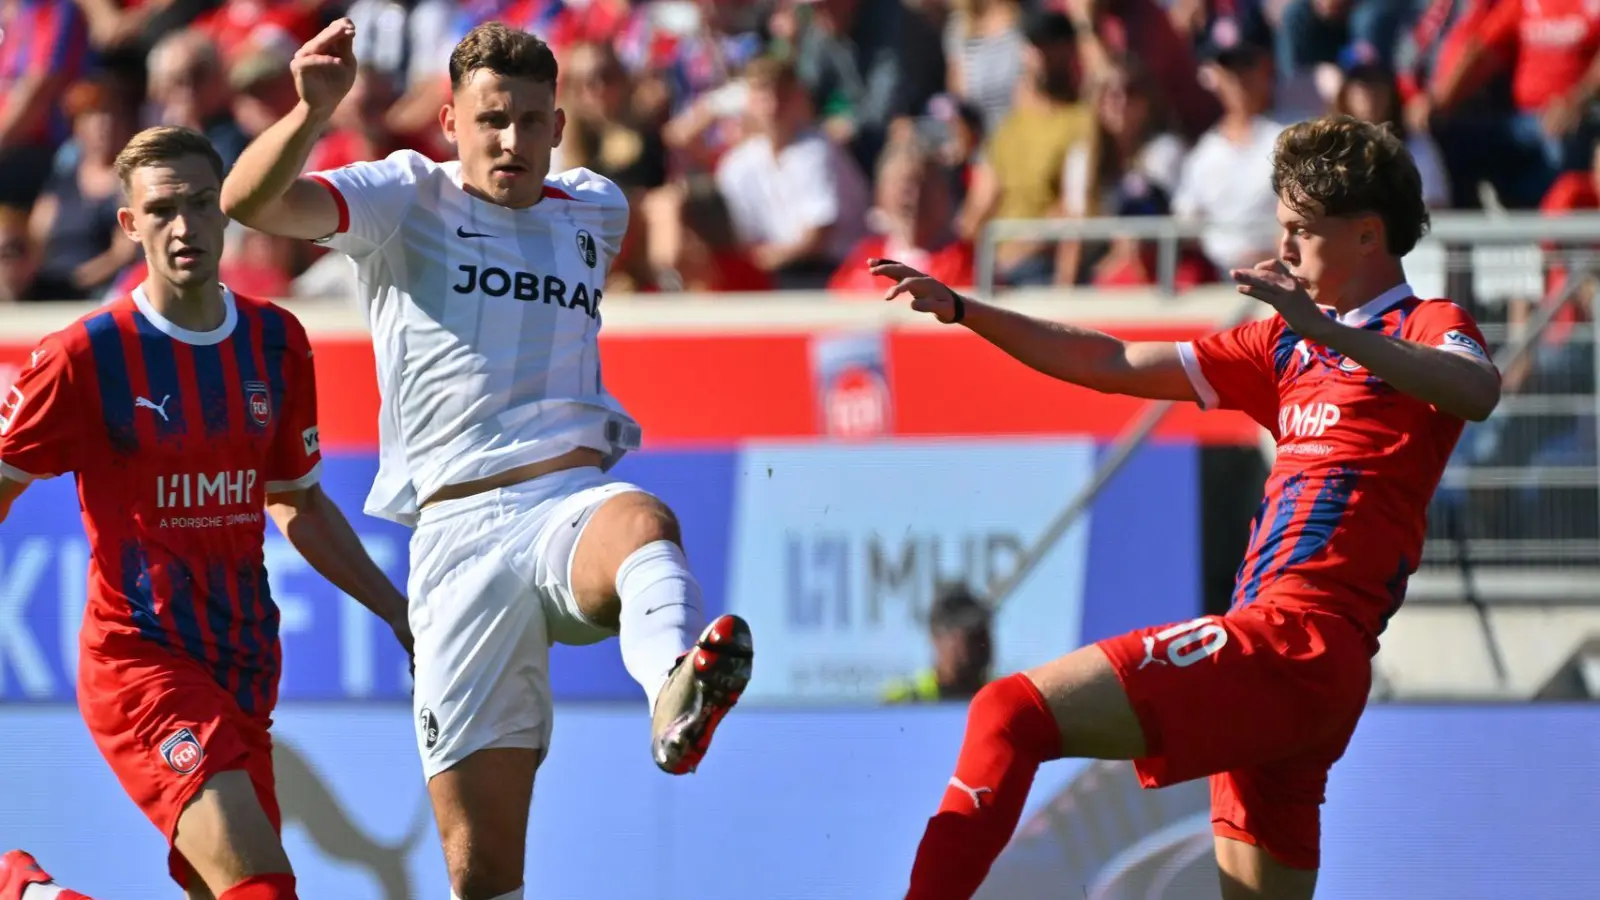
[132, 285, 238, 346]
[1332, 282, 1413, 328]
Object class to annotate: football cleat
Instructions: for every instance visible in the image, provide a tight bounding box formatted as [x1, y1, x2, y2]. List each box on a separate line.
[0, 850, 53, 900]
[651, 614, 754, 775]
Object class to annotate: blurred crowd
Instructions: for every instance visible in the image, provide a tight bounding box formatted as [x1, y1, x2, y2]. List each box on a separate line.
[2, 0, 1599, 302]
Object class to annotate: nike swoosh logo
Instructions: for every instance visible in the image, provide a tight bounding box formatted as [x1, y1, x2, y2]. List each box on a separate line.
[456, 225, 494, 239]
[644, 603, 694, 615]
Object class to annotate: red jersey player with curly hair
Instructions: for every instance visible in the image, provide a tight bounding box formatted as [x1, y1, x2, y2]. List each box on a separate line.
[873, 114, 1501, 899]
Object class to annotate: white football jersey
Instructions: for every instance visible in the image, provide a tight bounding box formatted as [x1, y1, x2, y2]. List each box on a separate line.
[308, 150, 641, 527]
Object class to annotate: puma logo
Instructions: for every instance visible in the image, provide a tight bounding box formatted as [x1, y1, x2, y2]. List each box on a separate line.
[136, 395, 172, 422]
[1137, 635, 1168, 670]
[271, 739, 432, 900]
[949, 776, 993, 809]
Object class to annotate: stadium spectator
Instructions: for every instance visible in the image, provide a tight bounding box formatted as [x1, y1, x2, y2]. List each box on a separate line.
[1274, 0, 1406, 91]
[955, 10, 1093, 287]
[642, 175, 773, 293]
[1334, 62, 1451, 208]
[0, 204, 38, 302]
[0, 0, 91, 209]
[828, 133, 975, 291]
[1059, 58, 1187, 284]
[714, 56, 871, 289]
[883, 582, 994, 704]
[559, 41, 669, 193]
[1419, 0, 1600, 208]
[943, 0, 1028, 133]
[1173, 16, 1285, 274]
[1050, 0, 1220, 141]
[786, 0, 928, 175]
[28, 78, 139, 301]
[145, 29, 250, 168]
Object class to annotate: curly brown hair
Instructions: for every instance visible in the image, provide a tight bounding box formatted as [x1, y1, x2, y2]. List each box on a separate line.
[449, 21, 559, 90]
[1271, 114, 1429, 256]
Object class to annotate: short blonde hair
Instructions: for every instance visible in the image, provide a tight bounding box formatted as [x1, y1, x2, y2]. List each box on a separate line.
[113, 126, 224, 190]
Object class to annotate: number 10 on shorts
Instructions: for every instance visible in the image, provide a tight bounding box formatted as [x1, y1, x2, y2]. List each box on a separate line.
[1137, 617, 1229, 670]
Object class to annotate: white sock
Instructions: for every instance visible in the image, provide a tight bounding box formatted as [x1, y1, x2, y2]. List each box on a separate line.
[23, 886, 65, 900]
[451, 890, 522, 900]
[616, 540, 703, 711]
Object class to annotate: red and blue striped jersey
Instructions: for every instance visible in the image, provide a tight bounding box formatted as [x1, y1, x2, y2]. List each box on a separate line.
[1177, 284, 1496, 640]
[0, 288, 322, 717]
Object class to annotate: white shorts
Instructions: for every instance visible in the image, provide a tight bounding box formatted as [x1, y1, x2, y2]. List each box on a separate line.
[406, 466, 645, 780]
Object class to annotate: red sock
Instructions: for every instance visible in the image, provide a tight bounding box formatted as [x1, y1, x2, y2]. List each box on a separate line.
[218, 873, 297, 900]
[905, 673, 1062, 900]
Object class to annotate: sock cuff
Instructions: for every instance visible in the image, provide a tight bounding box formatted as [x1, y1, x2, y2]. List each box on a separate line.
[218, 873, 297, 900]
[615, 539, 690, 591]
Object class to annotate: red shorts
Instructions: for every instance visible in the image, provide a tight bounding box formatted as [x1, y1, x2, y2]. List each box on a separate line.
[77, 646, 281, 888]
[1096, 599, 1372, 869]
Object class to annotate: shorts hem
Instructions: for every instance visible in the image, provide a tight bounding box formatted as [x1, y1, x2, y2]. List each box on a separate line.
[423, 732, 547, 782]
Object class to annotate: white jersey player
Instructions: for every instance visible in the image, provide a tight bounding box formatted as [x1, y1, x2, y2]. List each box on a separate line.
[220, 19, 754, 900]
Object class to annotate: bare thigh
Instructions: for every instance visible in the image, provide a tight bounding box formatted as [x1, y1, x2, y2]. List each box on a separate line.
[1216, 837, 1319, 900]
[172, 770, 292, 896]
[568, 490, 682, 627]
[427, 747, 540, 900]
[1023, 643, 1148, 760]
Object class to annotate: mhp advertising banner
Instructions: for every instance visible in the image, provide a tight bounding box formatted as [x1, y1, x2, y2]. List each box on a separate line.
[0, 440, 1197, 703]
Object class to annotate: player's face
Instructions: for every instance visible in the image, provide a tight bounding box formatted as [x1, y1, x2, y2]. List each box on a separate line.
[443, 68, 566, 210]
[117, 154, 226, 291]
[1275, 197, 1381, 302]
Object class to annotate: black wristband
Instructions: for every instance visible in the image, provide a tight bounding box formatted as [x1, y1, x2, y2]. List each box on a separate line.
[950, 293, 966, 324]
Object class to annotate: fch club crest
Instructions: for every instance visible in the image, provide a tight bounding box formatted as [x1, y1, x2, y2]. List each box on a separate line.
[245, 380, 273, 426]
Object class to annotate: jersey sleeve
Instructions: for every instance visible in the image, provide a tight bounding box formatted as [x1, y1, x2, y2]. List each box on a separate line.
[264, 314, 323, 494]
[305, 150, 425, 258]
[1175, 317, 1282, 428]
[0, 335, 84, 482]
[549, 167, 630, 258]
[1405, 300, 1498, 371]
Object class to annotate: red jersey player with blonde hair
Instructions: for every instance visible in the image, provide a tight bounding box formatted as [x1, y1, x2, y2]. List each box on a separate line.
[874, 114, 1501, 899]
[0, 126, 410, 900]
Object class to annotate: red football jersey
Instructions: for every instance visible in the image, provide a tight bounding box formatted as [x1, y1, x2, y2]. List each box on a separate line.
[0, 289, 322, 717]
[1178, 284, 1496, 638]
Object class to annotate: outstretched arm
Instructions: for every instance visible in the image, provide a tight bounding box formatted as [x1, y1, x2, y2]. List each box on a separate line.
[870, 259, 1200, 402]
[220, 18, 357, 239]
[267, 483, 412, 654]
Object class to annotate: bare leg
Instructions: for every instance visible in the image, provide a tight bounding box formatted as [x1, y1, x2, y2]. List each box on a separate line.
[1216, 837, 1319, 900]
[426, 748, 539, 900]
[172, 770, 296, 898]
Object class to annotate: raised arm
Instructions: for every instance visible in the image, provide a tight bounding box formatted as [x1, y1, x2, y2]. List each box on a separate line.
[869, 259, 1199, 402]
[219, 18, 357, 239]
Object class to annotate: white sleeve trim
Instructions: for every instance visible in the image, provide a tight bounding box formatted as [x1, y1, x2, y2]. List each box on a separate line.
[266, 461, 323, 495]
[1175, 341, 1219, 410]
[0, 461, 45, 483]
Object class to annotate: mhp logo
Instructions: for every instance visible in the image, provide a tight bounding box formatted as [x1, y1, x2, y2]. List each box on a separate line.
[1279, 402, 1341, 438]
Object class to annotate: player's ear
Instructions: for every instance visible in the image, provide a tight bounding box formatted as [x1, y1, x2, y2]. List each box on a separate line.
[116, 206, 139, 243]
[552, 107, 565, 150]
[439, 102, 458, 146]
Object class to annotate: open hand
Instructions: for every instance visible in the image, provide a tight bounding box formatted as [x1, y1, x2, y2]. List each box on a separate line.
[292, 18, 358, 117]
[869, 258, 964, 324]
[1230, 259, 1328, 336]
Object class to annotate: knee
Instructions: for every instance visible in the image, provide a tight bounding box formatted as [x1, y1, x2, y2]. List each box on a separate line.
[608, 493, 682, 550]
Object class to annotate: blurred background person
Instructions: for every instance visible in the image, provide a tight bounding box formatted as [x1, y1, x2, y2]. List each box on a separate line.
[27, 78, 139, 301]
[943, 0, 1028, 134]
[884, 582, 995, 704]
[715, 56, 870, 289]
[0, 204, 39, 302]
[1334, 61, 1452, 209]
[955, 10, 1092, 287]
[828, 132, 974, 292]
[0, 0, 90, 210]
